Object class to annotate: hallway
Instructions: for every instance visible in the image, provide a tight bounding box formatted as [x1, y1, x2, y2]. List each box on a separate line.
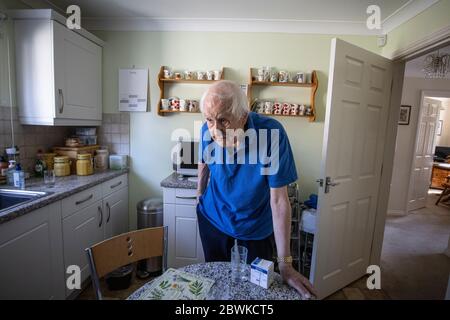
[381, 193, 450, 299]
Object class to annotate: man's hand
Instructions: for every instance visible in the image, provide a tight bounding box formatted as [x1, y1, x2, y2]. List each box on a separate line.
[279, 263, 317, 300]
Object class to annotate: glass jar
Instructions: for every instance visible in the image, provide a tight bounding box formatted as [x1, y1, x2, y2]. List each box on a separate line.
[43, 153, 57, 170]
[95, 149, 109, 170]
[76, 153, 93, 176]
[54, 156, 71, 177]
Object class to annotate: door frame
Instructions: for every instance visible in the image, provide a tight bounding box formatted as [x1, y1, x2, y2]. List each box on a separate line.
[369, 26, 450, 265]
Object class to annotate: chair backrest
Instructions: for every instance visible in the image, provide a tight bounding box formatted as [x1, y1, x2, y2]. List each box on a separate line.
[86, 226, 168, 299]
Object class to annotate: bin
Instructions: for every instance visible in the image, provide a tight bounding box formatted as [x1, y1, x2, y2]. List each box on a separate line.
[136, 197, 163, 278]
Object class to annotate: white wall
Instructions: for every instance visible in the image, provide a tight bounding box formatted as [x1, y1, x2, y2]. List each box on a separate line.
[388, 77, 450, 215]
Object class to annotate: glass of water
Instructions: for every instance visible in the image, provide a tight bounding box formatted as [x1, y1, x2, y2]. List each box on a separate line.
[44, 170, 55, 187]
[231, 244, 248, 282]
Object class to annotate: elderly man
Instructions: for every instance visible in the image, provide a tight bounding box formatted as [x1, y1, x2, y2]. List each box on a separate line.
[196, 80, 316, 299]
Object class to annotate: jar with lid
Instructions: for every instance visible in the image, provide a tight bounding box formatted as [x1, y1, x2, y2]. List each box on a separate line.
[76, 153, 93, 176]
[95, 149, 109, 170]
[54, 156, 71, 177]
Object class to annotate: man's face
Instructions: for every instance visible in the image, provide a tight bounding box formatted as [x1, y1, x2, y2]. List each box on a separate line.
[202, 94, 246, 148]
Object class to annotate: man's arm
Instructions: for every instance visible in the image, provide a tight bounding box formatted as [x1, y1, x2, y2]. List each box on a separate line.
[270, 186, 317, 299]
[197, 163, 210, 197]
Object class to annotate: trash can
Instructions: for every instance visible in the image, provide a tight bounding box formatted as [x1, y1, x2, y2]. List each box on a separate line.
[136, 197, 163, 278]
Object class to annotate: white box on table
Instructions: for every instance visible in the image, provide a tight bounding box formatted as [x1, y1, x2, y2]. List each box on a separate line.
[250, 258, 274, 289]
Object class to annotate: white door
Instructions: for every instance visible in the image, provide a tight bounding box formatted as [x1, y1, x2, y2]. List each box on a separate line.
[104, 187, 129, 239]
[310, 38, 393, 299]
[53, 21, 102, 120]
[407, 98, 441, 211]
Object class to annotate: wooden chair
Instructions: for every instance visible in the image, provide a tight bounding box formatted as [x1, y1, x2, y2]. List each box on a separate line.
[85, 226, 168, 300]
[435, 175, 450, 205]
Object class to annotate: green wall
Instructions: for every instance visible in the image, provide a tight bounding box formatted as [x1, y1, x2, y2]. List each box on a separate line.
[95, 30, 380, 228]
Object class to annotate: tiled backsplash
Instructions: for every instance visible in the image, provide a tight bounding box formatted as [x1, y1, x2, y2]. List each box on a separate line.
[0, 107, 130, 173]
[97, 113, 130, 155]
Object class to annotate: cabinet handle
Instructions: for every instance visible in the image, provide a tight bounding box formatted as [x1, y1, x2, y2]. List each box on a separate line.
[110, 181, 122, 189]
[175, 196, 197, 200]
[106, 202, 111, 223]
[98, 206, 103, 227]
[75, 194, 93, 205]
[58, 89, 64, 114]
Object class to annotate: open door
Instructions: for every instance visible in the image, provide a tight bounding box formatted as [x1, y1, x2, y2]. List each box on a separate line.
[407, 97, 441, 211]
[310, 38, 393, 299]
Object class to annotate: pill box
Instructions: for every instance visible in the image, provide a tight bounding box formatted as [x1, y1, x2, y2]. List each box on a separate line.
[250, 258, 274, 289]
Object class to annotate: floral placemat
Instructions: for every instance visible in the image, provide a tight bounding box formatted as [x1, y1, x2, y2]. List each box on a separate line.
[137, 268, 215, 300]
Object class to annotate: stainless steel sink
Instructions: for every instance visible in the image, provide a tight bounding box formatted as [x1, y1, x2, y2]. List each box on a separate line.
[0, 189, 50, 213]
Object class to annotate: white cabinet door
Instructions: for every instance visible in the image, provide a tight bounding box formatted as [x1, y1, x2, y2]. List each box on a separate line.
[165, 202, 204, 268]
[0, 202, 65, 300]
[62, 200, 104, 296]
[104, 186, 129, 239]
[53, 21, 102, 121]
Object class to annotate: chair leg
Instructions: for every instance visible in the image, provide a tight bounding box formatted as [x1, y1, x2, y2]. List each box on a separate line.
[436, 186, 450, 205]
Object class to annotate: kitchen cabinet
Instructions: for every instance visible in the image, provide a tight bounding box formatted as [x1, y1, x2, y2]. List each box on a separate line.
[163, 188, 204, 268]
[12, 9, 104, 126]
[62, 174, 128, 297]
[62, 200, 104, 297]
[0, 202, 65, 300]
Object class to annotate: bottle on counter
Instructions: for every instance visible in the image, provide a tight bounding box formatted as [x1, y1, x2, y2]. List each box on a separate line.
[13, 163, 25, 190]
[6, 160, 16, 186]
[34, 150, 47, 177]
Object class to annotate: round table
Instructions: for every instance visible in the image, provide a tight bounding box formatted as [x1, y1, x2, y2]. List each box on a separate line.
[128, 262, 302, 300]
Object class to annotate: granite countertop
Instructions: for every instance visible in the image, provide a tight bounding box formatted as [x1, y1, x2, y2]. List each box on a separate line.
[0, 169, 129, 225]
[128, 261, 303, 300]
[160, 172, 197, 189]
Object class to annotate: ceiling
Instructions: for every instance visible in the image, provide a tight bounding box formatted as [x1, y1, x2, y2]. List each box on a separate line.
[405, 44, 450, 78]
[38, 0, 439, 34]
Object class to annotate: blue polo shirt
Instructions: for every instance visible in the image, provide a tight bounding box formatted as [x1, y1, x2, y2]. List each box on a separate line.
[197, 112, 297, 240]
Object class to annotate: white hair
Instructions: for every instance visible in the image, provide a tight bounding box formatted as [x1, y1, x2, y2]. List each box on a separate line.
[200, 80, 249, 119]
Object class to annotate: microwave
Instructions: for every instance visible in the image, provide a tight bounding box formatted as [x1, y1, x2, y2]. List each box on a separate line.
[172, 140, 199, 176]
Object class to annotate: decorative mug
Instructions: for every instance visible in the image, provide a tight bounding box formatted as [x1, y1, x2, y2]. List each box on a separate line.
[189, 100, 199, 112]
[257, 74, 265, 82]
[279, 71, 289, 83]
[273, 102, 282, 114]
[305, 106, 312, 116]
[179, 99, 188, 111]
[213, 70, 222, 80]
[270, 73, 278, 82]
[290, 104, 299, 115]
[163, 69, 172, 79]
[174, 72, 182, 80]
[296, 72, 305, 83]
[264, 101, 273, 114]
[197, 71, 206, 80]
[255, 101, 265, 113]
[171, 98, 180, 110]
[161, 99, 170, 110]
[206, 71, 214, 81]
[299, 104, 306, 116]
[184, 70, 192, 80]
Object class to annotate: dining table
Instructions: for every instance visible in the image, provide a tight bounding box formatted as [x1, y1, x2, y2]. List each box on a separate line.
[127, 261, 303, 300]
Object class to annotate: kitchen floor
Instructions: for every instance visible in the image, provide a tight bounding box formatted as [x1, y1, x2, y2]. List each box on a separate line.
[379, 191, 450, 300]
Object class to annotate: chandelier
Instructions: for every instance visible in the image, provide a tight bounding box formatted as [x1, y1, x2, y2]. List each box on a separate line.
[423, 50, 450, 79]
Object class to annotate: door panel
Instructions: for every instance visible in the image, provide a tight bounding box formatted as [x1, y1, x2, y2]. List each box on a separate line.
[407, 98, 441, 211]
[311, 38, 393, 299]
[104, 187, 129, 239]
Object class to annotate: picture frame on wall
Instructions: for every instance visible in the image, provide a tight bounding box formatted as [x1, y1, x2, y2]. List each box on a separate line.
[437, 120, 443, 136]
[398, 105, 411, 125]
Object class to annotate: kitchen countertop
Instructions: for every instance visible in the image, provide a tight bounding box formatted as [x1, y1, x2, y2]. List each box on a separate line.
[0, 169, 129, 225]
[160, 172, 197, 189]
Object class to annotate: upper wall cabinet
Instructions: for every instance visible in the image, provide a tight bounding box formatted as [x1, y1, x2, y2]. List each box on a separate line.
[11, 9, 104, 126]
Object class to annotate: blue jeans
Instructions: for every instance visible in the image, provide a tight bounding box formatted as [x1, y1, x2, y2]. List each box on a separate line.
[197, 209, 275, 264]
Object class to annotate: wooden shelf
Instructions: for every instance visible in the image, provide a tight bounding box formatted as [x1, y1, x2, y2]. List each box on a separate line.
[157, 66, 225, 116]
[247, 68, 319, 122]
[254, 112, 313, 119]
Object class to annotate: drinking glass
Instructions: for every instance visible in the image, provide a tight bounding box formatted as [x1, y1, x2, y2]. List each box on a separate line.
[44, 169, 55, 187]
[231, 245, 248, 282]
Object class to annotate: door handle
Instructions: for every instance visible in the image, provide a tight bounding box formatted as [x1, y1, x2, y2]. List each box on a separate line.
[316, 179, 324, 187]
[98, 206, 103, 227]
[175, 196, 197, 200]
[106, 202, 111, 223]
[75, 194, 93, 205]
[58, 89, 64, 114]
[325, 176, 340, 193]
[110, 181, 122, 189]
